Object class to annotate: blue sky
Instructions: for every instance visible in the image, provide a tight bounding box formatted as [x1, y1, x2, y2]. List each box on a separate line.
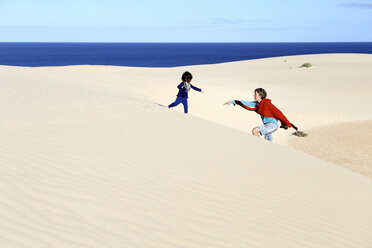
[0, 0, 371, 42]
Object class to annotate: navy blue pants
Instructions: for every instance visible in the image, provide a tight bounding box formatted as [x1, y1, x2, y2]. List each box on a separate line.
[168, 96, 188, 113]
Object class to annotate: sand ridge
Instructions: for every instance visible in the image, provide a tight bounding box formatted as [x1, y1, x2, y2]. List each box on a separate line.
[289, 120, 372, 178]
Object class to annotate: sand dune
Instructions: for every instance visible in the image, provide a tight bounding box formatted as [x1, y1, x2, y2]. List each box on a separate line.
[289, 120, 372, 178]
[1, 54, 371, 247]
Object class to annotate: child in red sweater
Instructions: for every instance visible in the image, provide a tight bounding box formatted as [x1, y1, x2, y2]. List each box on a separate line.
[224, 88, 295, 142]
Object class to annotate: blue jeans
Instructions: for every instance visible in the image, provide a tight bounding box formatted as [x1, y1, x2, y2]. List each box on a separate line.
[168, 96, 188, 113]
[257, 122, 278, 142]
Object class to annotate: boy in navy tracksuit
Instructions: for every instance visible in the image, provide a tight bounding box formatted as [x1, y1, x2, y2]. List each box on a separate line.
[168, 71, 203, 113]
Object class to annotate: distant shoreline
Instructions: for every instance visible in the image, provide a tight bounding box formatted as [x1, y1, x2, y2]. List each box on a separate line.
[1, 41, 372, 43]
[1, 53, 372, 69]
[1, 42, 372, 67]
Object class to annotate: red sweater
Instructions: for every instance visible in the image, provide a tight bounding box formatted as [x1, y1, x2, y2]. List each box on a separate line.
[235, 98, 292, 128]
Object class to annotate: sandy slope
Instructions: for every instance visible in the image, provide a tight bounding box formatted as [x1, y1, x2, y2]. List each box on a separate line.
[0, 54, 371, 247]
[289, 120, 372, 178]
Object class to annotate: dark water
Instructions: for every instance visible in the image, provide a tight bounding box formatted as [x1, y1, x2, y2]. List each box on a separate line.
[0, 42, 371, 67]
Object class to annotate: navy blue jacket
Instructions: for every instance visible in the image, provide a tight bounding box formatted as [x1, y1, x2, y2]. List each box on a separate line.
[176, 82, 202, 98]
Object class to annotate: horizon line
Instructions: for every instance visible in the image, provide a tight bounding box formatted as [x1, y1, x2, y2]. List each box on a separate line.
[1, 41, 372, 43]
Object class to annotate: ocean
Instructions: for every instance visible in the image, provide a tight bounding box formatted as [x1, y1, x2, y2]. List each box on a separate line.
[1, 42, 372, 67]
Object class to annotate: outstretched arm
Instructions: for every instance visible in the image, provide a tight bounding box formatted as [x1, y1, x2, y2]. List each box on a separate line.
[190, 84, 202, 92]
[224, 100, 258, 110]
[270, 104, 292, 128]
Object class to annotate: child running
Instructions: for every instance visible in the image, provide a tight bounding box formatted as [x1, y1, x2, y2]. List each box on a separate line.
[224, 88, 295, 142]
[168, 71, 203, 114]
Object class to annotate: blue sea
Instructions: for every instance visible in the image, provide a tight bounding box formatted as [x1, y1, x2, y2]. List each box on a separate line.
[1, 42, 372, 67]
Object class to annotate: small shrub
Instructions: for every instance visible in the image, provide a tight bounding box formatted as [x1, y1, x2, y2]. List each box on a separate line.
[293, 131, 308, 137]
[300, 62, 312, 68]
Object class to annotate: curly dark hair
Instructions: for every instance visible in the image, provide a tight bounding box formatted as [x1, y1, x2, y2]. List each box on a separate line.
[181, 71, 193, 82]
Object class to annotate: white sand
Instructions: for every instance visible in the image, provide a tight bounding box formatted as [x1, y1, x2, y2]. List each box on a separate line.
[1, 54, 371, 247]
